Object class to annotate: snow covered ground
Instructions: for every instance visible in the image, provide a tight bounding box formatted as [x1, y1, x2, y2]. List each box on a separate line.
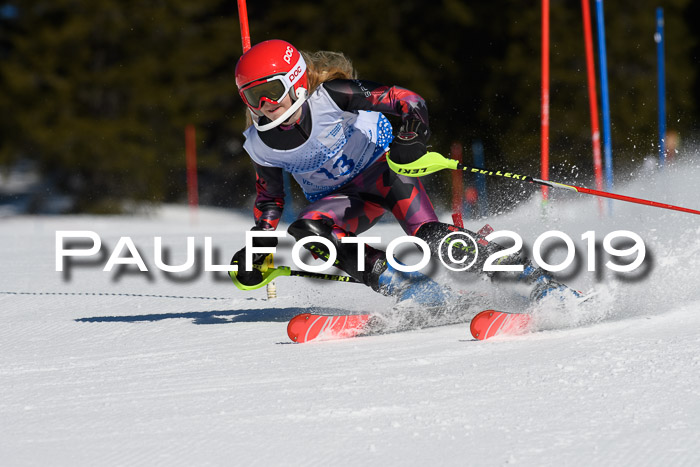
[2, 153, 700, 466]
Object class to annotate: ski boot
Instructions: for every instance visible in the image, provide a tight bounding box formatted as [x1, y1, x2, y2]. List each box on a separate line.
[366, 257, 453, 307]
[519, 264, 583, 303]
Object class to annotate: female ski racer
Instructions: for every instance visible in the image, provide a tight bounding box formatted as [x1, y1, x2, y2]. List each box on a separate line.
[231, 39, 575, 305]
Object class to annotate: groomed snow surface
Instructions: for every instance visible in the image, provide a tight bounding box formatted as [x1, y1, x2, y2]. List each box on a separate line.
[2, 155, 700, 466]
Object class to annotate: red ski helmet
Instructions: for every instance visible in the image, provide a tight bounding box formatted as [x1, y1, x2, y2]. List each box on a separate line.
[235, 40, 308, 116]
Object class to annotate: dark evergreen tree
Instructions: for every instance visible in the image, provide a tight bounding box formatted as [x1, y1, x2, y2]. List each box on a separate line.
[1, 0, 697, 213]
[0, 1, 244, 212]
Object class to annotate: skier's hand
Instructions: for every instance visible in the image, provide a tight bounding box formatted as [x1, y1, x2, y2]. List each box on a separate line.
[388, 119, 430, 165]
[230, 229, 279, 286]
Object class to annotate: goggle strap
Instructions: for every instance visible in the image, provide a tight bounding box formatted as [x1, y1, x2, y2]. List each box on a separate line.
[285, 53, 306, 87]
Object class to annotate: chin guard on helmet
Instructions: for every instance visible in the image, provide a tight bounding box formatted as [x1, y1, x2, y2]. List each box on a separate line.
[251, 87, 308, 132]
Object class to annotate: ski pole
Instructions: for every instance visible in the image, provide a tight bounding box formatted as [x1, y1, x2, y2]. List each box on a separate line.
[229, 265, 361, 291]
[387, 152, 700, 216]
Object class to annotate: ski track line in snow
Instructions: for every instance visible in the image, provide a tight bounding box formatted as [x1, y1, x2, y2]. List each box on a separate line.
[0, 290, 231, 300]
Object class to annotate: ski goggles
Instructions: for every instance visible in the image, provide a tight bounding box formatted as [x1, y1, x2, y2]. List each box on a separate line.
[238, 54, 307, 110]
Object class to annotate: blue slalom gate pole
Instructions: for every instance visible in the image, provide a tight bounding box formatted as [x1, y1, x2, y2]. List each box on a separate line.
[655, 7, 666, 168]
[595, 0, 614, 214]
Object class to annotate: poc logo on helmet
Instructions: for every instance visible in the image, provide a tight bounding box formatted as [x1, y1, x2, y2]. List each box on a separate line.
[283, 46, 294, 64]
[288, 65, 302, 82]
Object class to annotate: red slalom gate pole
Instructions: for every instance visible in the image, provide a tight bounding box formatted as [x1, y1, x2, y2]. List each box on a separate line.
[237, 0, 251, 52]
[451, 143, 464, 228]
[581, 0, 605, 216]
[540, 0, 550, 202]
[185, 124, 198, 223]
[236, 1, 282, 298]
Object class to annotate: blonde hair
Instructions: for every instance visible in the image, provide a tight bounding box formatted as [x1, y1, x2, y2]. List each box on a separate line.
[301, 50, 357, 94]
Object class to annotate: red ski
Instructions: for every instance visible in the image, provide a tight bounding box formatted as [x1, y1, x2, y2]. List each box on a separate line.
[470, 309, 532, 340]
[287, 313, 373, 343]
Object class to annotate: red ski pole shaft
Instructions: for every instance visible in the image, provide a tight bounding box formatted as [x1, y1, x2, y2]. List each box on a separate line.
[539, 179, 700, 216]
[456, 162, 700, 216]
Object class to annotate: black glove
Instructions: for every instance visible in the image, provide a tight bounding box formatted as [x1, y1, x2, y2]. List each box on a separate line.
[230, 228, 279, 286]
[389, 119, 430, 165]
